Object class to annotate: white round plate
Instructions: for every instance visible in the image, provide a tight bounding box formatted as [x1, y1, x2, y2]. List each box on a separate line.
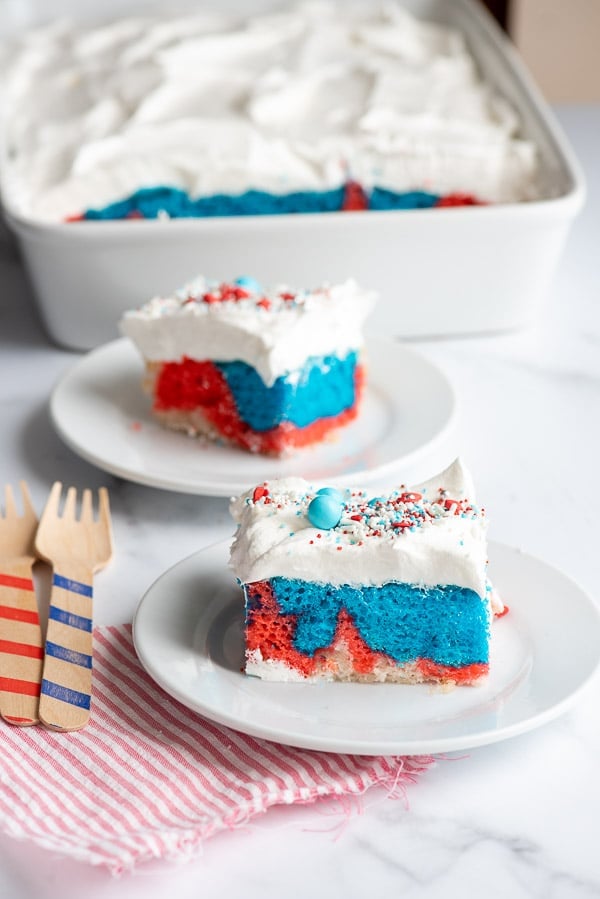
[50, 337, 457, 496]
[133, 540, 600, 756]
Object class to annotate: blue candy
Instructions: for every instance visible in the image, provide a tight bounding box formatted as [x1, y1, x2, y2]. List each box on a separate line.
[307, 494, 342, 530]
[234, 276, 263, 293]
[316, 486, 345, 504]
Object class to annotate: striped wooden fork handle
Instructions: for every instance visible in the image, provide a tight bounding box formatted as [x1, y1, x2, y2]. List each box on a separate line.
[39, 561, 94, 731]
[0, 559, 43, 726]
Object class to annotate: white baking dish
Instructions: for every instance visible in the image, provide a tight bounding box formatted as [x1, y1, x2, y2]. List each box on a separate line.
[0, 0, 585, 350]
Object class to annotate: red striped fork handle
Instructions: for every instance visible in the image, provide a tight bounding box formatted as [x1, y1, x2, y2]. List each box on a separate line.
[0, 559, 43, 726]
[39, 561, 94, 732]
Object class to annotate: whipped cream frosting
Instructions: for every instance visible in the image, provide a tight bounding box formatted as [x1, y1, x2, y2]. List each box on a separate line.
[1, 2, 539, 221]
[230, 459, 492, 599]
[119, 277, 375, 386]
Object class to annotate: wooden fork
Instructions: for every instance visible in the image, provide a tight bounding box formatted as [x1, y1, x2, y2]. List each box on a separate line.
[36, 482, 113, 732]
[0, 482, 44, 726]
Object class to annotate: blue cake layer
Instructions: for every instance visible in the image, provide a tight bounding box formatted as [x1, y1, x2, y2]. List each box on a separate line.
[84, 186, 346, 219]
[369, 188, 439, 210]
[216, 352, 358, 432]
[254, 578, 490, 667]
[82, 185, 441, 219]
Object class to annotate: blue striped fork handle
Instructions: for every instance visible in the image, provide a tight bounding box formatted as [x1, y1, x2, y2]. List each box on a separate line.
[40, 565, 94, 730]
[35, 483, 113, 732]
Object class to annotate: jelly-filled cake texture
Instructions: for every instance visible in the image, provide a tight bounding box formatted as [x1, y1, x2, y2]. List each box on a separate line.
[230, 462, 505, 685]
[120, 277, 375, 455]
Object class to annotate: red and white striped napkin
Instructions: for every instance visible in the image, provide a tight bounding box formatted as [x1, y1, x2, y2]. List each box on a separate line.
[0, 624, 434, 875]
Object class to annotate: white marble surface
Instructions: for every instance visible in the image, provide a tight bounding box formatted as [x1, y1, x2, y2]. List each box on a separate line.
[0, 106, 599, 898]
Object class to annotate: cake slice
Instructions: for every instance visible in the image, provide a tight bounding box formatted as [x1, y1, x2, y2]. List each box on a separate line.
[120, 276, 375, 456]
[230, 460, 505, 685]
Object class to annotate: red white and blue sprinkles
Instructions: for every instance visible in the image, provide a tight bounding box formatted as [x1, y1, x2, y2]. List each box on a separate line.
[246, 481, 484, 545]
[170, 276, 333, 314]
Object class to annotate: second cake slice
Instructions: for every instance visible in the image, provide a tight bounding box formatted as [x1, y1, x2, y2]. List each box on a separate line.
[120, 276, 375, 455]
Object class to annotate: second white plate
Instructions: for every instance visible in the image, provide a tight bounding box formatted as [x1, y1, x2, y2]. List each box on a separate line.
[133, 540, 600, 756]
[50, 337, 457, 496]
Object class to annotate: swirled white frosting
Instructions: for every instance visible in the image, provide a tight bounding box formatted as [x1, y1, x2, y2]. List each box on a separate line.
[0, 2, 539, 221]
[230, 459, 495, 601]
[119, 276, 375, 386]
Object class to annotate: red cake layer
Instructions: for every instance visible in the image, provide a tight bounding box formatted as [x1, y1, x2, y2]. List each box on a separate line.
[153, 357, 364, 454]
[434, 193, 486, 208]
